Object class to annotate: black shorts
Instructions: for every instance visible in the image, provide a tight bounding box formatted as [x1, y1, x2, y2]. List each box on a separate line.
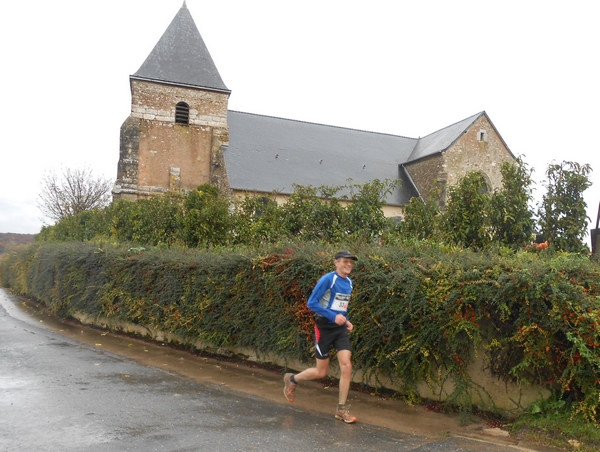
[314, 321, 352, 360]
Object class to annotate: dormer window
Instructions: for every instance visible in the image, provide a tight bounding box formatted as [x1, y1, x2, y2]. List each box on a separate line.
[175, 102, 190, 124]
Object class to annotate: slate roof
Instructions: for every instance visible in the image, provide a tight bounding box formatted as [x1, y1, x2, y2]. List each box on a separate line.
[224, 111, 502, 206]
[225, 111, 421, 206]
[407, 112, 484, 163]
[132, 3, 229, 92]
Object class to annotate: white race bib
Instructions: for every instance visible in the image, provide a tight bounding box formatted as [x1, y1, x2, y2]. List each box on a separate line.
[332, 293, 350, 312]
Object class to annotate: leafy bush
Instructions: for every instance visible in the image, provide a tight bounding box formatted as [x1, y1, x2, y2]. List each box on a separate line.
[37, 208, 110, 242]
[440, 171, 492, 249]
[230, 194, 286, 245]
[397, 196, 440, 241]
[489, 158, 535, 248]
[538, 161, 593, 253]
[101, 194, 186, 247]
[182, 184, 231, 247]
[35, 158, 594, 256]
[2, 241, 599, 420]
[36, 180, 400, 248]
[278, 185, 345, 242]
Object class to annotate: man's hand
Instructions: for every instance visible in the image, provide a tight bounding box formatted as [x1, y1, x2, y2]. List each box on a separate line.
[334, 314, 346, 325]
[334, 314, 353, 332]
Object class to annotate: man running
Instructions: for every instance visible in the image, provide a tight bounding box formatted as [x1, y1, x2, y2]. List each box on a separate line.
[283, 250, 358, 423]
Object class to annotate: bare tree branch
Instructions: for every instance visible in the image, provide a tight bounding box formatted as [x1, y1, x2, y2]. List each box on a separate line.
[38, 167, 113, 222]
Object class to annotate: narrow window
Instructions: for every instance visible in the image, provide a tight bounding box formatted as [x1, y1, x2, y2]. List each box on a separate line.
[175, 102, 190, 124]
[478, 172, 492, 194]
[478, 130, 488, 142]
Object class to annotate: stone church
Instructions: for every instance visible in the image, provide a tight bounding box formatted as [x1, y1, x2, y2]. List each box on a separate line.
[113, 2, 515, 217]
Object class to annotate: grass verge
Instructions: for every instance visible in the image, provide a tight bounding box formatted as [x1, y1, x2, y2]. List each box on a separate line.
[510, 410, 600, 451]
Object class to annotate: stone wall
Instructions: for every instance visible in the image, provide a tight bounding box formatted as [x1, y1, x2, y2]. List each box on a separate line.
[403, 156, 445, 205]
[135, 120, 213, 193]
[113, 80, 230, 200]
[129, 80, 229, 129]
[405, 115, 514, 206]
[443, 114, 513, 193]
[75, 312, 548, 415]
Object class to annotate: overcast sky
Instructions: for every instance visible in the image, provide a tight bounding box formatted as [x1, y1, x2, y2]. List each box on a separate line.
[1, 0, 598, 244]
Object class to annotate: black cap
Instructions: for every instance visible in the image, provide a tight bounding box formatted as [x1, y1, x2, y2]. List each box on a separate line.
[335, 250, 358, 261]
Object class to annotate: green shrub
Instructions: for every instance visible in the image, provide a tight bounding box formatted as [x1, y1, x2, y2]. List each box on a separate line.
[182, 185, 231, 248]
[538, 161, 593, 253]
[2, 241, 599, 420]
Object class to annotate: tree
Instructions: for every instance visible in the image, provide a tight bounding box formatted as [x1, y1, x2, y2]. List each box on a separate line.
[343, 179, 397, 241]
[182, 184, 231, 247]
[127, 193, 185, 246]
[441, 171, 491, 250]
[231, 193, 285, 245]
[538, 161, 592, 253]
[38, 167, 113, 222]
[489, 158, 535, 248]
[37, 209, 110, 243]
[398, 182, 442, 241]
[280, 184, 346, 242]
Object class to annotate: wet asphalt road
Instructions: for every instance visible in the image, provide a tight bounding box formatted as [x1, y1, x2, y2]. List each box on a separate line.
[0, 289, 539, 451]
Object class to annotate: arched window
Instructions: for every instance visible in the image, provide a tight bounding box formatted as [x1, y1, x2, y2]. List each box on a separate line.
[175, 102, 190, 124]
[478, 171, 492, 194]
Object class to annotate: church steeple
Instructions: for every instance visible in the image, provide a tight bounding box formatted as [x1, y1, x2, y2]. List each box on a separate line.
[132, 2, 229, 93]
[114, 3, 230, 202]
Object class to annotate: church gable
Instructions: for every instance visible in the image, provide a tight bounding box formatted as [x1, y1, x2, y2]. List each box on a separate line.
[403, 113, 514, 205]
[406, 112, 483, 163]
[442, 113, 514, 193]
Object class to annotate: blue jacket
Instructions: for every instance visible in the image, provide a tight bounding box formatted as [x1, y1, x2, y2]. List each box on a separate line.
[307, 271, 353, 323]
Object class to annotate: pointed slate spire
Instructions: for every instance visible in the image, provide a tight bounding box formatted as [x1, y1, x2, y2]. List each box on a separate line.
[132, 3, 229, 92]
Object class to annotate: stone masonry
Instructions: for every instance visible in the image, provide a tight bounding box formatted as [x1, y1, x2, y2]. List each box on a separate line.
[113, 80, 230, 200]
[405, 115, 513, 206]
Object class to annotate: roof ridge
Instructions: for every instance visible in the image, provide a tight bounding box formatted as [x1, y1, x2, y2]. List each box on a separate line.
[228, 110, 417, 140]
[418, 111, 484, 140]
[404, 111, 487, 164]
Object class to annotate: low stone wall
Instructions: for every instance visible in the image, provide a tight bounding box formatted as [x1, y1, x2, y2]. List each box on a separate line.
[73, 312, 549, 415]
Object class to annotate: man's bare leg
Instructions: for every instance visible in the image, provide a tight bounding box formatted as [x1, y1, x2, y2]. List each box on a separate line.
[336, 350, 352, 405]
[334, 350, 357, 423]
[293, 357, 330, 382]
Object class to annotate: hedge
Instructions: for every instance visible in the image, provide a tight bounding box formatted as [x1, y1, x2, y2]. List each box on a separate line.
[1, 242, 599, 421]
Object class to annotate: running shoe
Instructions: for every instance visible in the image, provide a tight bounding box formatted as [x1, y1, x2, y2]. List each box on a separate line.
[335, 404, 357, 424]
[283, 373, 297, 402]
